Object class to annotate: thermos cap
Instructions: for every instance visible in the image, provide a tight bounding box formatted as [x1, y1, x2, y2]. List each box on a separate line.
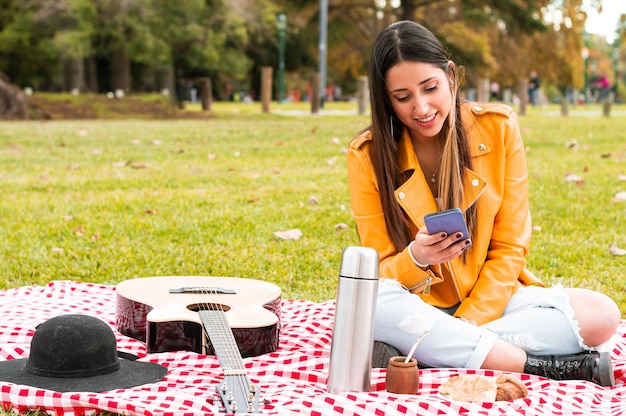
[339, 246, 379, 280]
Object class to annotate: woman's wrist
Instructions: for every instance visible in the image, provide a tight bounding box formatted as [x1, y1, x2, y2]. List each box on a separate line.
[408, 241, 429, 268]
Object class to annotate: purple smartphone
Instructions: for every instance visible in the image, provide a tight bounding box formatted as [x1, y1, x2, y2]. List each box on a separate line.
[424, 208, 471, 248]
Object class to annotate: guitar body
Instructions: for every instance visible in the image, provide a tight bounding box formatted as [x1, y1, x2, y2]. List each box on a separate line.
[116, 276, 281, 358]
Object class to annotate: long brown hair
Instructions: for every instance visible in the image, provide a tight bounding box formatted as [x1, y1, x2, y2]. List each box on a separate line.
[367, 20, 476, 253]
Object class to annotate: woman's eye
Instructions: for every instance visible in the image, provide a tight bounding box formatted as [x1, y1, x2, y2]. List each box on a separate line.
[397, 95, 410, 102]
[425, 84, 438, 92]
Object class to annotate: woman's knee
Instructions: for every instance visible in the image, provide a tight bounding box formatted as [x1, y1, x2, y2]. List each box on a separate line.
[567, 288, 621, 346]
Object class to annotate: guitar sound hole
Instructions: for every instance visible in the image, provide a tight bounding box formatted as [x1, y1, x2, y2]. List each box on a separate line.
[187, 303, 231, 313]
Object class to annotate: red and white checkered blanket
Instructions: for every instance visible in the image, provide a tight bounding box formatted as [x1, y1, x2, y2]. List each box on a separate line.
[0, 281, 624, 415]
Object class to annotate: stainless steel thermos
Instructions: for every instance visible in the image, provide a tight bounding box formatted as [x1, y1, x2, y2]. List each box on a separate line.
[327, 246, 379, 393]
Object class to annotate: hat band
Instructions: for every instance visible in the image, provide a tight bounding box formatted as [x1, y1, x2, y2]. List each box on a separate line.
[26, 360, 121, 378]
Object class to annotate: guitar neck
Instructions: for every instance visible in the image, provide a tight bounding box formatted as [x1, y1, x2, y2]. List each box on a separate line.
[199, 310, 245, 370]
[199, 310, 260, 413]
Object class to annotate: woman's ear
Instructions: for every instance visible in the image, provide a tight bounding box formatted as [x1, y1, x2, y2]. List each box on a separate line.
[447, 61, 456, 84]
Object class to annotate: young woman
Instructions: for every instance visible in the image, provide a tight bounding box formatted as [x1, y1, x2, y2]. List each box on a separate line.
[347, 20, 621, 386]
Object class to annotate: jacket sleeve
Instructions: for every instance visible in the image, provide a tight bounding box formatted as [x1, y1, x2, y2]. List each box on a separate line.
[455, 110, 534, 324]
[347, 136, 441, 291]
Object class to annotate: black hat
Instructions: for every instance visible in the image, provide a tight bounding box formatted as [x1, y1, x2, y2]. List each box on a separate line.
[0, 314, 167, 392]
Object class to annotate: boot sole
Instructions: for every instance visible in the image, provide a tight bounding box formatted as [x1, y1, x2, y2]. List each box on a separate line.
[597, 352, 615, 387]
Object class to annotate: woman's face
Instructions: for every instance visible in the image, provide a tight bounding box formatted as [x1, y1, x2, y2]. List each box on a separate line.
[386, 60, 453, 142]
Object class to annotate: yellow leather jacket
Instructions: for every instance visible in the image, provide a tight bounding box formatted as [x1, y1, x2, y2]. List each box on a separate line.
[347, 101, 544, 325]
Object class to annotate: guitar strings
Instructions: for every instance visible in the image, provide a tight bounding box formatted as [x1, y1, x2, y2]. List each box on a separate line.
[199, 282, 254, 411]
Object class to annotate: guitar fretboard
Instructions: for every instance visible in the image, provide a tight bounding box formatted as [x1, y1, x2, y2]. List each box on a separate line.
[198, 310, 244, 371]
[199, 309, 260, 413]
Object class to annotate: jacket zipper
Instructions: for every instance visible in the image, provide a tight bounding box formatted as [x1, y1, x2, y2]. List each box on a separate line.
[408, 274, 433, 295]
[446, 261, 464, 302]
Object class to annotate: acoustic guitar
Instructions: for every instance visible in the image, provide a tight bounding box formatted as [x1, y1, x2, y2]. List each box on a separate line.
[116, 276, 281, 413]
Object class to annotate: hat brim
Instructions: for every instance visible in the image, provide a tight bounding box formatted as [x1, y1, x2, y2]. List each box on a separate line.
[0, 358, 167, 393]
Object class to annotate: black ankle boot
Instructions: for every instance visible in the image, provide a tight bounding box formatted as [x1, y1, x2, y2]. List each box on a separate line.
[372, 341, 402, 368]
[524, 351, 614, 386]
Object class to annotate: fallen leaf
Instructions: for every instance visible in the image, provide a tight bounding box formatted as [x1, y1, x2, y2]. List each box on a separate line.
[334, 223, 349, 233]
[207, 153, 216, 160]
[144, 209, 157, 214]
[131, 163, 150, 169]
[613, 191, 626, 202]
[563, 173, 584, 184]
[618, 174, 626, 182]
[274, 229, 302, 240]
[112, 160, 131, 167]
[332, 137, 340, 144]
[76, 129, 88, 136]
[600, 153, 612, 158]
[565, 139, 578, 149]
[51, 247, 64, 253]
[248, 197, 260, 203]
[308, 195, 319, 205]
[609, 243, 626, 256]
[171, 149, 184, 154]
[67, 164, 81, 170]
[151, 140, 162, 146]
[234, 151, 241, 157]
[74, 226, 85, 236]
[90, 232, 101, 241]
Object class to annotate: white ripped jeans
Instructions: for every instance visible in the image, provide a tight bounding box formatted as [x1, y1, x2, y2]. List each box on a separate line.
[374, 278, 608, 369]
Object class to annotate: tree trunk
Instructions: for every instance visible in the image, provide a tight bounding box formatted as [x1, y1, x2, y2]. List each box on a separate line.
[0, 75, 28, 120]
[518, 79, 528, 116]
[261, 66, 272, 113]
[84, 56, 99, 93]
[63, 58, 85, 93]
[401, 0, 417, 21]
[311, 72, 321, 114]
[198, 77, 212, 111]
[357, 75, 368, 115]
[110, 47, 131, 93]
[477, 77, 489, 102]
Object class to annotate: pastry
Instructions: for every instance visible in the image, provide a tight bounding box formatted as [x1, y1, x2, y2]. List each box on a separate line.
[438, 373, 528, 402]
[438, 374, 497, 401]
[495, 374, 528, 401]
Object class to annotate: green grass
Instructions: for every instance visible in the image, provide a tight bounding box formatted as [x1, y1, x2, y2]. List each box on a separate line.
[1, 100, 625, 313]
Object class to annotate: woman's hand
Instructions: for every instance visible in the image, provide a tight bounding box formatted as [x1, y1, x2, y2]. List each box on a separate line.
[411, 225, 471, 265]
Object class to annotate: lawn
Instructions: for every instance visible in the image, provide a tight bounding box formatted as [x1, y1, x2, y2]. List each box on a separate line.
[0, 99, 625, 316]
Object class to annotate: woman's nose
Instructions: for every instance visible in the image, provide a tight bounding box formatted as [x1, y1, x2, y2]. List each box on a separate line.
[412, 96, 429, 117]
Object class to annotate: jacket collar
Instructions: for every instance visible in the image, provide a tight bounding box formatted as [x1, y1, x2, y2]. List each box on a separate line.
[394, 129, 486, 223]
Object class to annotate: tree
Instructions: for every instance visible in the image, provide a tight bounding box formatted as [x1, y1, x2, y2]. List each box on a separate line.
[276, 0, 553, 96]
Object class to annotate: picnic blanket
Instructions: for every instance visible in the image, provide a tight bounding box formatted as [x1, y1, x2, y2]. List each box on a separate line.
[0, 280, 624, 415]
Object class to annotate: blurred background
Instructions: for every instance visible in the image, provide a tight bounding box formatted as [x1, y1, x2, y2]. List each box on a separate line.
[0, 0, 624, 117]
